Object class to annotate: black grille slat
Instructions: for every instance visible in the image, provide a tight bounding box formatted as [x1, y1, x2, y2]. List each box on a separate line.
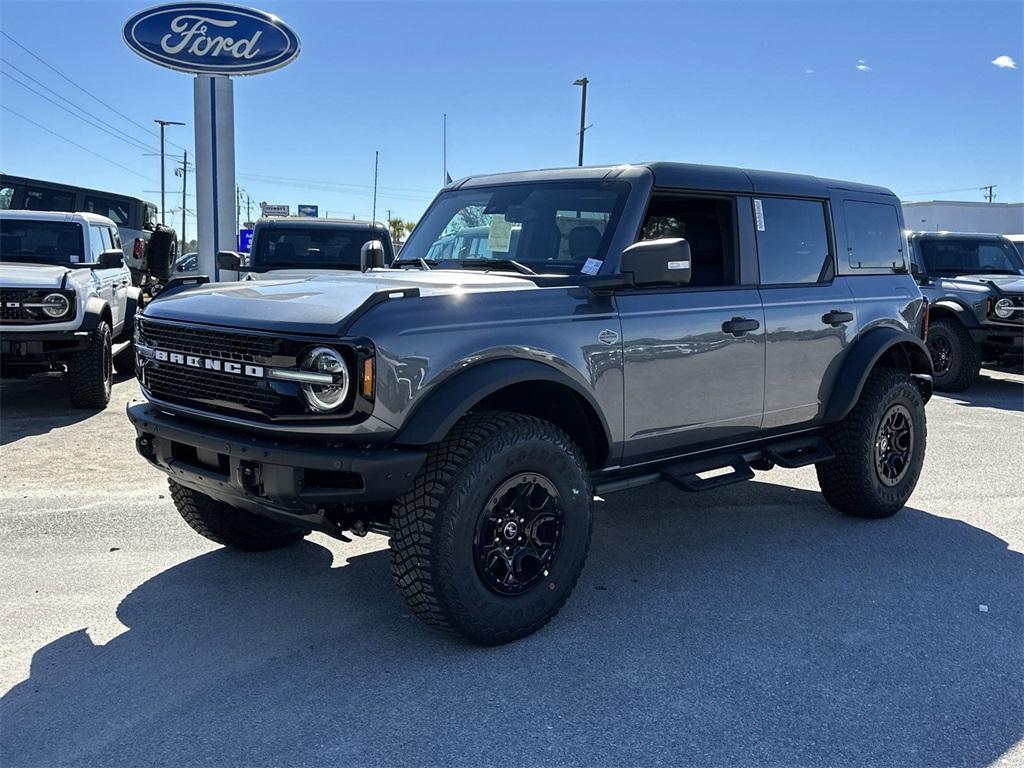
[144, 364, 283, 413]
[138, 318, 277, 362]
[2, 289, 34, 322]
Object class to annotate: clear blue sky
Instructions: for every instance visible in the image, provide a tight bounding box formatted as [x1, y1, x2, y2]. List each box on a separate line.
[1, 0, 1021, 229]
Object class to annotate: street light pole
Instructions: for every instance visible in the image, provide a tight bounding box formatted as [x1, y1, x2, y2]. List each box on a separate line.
[154, 119, 185, 225]
[174, 150, 190, 245]
[573, 77, 589, 167]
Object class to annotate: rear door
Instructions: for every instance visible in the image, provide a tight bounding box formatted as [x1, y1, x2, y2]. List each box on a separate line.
[619, 193, 765, 460]
[88, 224, 119, 328]
[755, 196, 856, 428]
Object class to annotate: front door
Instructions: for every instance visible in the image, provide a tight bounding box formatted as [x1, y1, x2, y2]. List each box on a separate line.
[619, 193, 765, 461]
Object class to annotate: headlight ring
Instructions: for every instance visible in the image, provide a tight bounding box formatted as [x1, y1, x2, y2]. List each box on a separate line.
[299, 346, 349, 413]
[993, 298, 1016, 320]
[41, 292, 71, 318]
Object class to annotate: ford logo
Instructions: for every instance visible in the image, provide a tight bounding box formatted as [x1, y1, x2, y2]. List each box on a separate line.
[123, 2, 300, 76]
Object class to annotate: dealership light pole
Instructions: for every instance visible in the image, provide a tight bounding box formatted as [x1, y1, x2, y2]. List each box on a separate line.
[573, 77, 589, 167]
[154, 119, 185, 224]
[173, 150, 191, 245]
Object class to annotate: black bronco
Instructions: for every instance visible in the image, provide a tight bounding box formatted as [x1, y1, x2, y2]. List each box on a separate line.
[907, 231, 1024, 390]
[128, 162, 932, 644]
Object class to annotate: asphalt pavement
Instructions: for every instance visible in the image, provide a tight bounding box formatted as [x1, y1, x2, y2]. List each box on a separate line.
[1, 370, 1021, 767]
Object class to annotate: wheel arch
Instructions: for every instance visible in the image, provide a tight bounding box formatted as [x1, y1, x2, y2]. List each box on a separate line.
[79, 297, 112, 332]
[929, 298, 980, 328]
[395, 358, 613, 469]
[824, 327, 933, 423]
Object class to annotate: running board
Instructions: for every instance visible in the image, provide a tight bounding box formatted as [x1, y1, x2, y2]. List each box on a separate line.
[112, 340, 132, 357]
[761, 437, 834, 468]
[661, 460, 754, 492]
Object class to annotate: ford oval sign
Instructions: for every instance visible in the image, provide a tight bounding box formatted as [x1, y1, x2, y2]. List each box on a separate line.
[123, 2, 300, 76]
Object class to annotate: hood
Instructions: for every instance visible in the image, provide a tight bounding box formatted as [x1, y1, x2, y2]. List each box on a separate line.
[143, 269, 538, 334]
[240, 268, 361, 282]
[941, 274, 1024, 294]
[0, 262, 70, 289]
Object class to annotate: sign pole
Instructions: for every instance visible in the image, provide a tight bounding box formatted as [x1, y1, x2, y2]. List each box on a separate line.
[193, 75, 237, 281]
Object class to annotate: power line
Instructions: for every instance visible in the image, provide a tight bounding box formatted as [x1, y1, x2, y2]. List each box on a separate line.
[1, 105, 155, 182]
[0, 30, 189, 153]
[0, 68, 157, 154]
[237, 171, 435, 196]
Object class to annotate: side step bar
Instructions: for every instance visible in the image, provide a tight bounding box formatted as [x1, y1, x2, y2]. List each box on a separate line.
[593, 434, 835, 496]
[112, 340, 132, 358]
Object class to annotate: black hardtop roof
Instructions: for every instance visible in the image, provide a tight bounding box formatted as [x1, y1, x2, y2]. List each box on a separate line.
[255, 217, 388, 231]
[452, 162, 894, 198]
[909, 231, 1013, 241]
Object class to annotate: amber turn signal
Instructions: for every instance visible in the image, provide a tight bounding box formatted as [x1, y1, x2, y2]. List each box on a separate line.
[361, 356, 374, 398]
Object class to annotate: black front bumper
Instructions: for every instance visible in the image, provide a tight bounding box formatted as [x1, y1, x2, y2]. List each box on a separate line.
[970, 324, 1024, 355]
[1, 330, 91, 376]
[128, 402, 426, 535]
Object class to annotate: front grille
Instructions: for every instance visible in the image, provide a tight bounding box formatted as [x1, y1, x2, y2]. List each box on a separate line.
[138, 317, 279, 362]
[0, 288, 74, 324]
[144, 362, 284, 414]
[0, 289, 29, 322]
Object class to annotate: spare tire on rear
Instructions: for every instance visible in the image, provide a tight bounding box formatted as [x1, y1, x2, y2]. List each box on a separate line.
[146, 225, 178, 281]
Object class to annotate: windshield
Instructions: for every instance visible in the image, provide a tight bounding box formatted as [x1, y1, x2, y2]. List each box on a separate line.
[400, 181, 630, 273]
[917, 238, 1024, 275]
[250, 227, 392, 271]
[0, 220, 84, 265]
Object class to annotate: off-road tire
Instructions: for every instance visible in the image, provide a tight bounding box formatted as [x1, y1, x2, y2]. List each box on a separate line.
[927, 318, 981, 392]
[168, 480, 307, 551]
[390, 411, 594, 645]
[113, 343, 136, 376]
[67, 321, 112, 409]
[816, 367, 927, 519]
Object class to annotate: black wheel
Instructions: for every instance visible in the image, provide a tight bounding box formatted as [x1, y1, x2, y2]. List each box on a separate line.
[67, 321, 113, 409]
[113, 343, 136, 376]
[390, 411, 593, 645]
[817, 367, 927, 519]
[168, 480, 306, 551]
[927, 318, 980, 392]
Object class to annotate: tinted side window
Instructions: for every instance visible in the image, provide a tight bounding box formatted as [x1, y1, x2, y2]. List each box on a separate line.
[84, 196, 130, 226]
[844, 201, 903, 269]
[755, 198, 831, 285]
[25, 186, 74, 212]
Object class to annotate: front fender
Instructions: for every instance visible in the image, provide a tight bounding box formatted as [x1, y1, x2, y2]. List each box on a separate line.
[395, 357, 613, 448]
[78, 297, 111, 332]
[931, 298, 982, 328]
[823, 327, 932, 423]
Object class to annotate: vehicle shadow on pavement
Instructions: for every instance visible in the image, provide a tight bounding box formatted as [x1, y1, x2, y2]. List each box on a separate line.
[0, 374, 134, 446]
[2, 481, 1021, 767]
[938, 373, 1024, 412]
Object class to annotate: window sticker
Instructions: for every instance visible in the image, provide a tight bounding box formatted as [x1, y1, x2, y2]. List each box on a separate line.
[754, 199, 765, 231]
[487, 217, 512, 253]
[581, 257, 603, 275]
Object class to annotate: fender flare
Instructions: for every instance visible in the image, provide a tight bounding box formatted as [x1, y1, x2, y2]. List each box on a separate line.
[823, 327, 933, 423]
[929, 298, 981, 328]
[122, 287, 143, 334]
[395, 358, 613, 450]
[78, 297, 112, 333]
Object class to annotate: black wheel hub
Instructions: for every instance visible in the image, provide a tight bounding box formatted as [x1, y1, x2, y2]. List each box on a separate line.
[874, 404, 914, 487]
[473, 473, 563, 596]
[928, 336, 953, 376]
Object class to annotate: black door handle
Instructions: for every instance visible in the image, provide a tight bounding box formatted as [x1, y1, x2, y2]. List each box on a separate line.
[822, 310, 854, 327]
[722, 317, 760, 336]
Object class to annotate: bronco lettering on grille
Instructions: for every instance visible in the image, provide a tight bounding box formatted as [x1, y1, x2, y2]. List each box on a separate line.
[153, 349, 265, 378]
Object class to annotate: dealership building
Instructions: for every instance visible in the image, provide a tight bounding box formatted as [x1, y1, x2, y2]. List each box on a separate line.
[901, 200, 1024, 234]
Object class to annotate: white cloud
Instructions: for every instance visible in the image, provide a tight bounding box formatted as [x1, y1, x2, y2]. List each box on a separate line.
[805, 68, 815, 74]
[992, 55, 1017, 69]
[856, 59, 871, 72]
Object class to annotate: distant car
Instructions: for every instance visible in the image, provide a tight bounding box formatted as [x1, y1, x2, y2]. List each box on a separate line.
[173, 251, 198, 275]
[0, 210, 142, 408]
[908, 231, 1024, 390]
[217, 218, 393, 280]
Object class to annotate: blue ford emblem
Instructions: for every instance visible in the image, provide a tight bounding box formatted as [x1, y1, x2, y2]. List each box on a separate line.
[123, 2, 300, 76]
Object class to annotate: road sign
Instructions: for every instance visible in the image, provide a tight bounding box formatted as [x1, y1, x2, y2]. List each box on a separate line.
[297, 205, 318, 218]
[260, 203, 289, 217]
[123, 3, 301, 76]
[238, 228, 253, 252]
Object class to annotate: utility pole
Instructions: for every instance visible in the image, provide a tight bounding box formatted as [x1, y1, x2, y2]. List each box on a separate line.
[573, 78, 589, 167]
[236, 185, 242, 232]
[173, 150, 190, 245]
[245, 193, 252, 226]
[154, 119, 185, 224]
[372, 151, 379, 226]
[981, 185, 996, 203]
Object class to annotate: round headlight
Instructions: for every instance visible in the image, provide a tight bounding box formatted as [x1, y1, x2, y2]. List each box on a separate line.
[41, 293, 70, 318]
[300, 346, 349, 413]
[994, 298, 1015, 319]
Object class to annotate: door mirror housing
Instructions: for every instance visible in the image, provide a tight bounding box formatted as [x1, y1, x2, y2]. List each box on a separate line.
[217, 251, 242, 271]
[96, 249, 124, 269]
[620, 238, 692, 287]
[361, 239, 386, 271]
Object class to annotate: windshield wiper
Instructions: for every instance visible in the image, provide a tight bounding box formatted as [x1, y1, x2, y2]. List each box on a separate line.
[458, 258, 537, 275]
[392, 257, 435, 271]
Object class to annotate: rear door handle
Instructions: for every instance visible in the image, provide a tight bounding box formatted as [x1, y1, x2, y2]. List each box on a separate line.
[822, 310, 854, 326]
[722, 317, 760, 336]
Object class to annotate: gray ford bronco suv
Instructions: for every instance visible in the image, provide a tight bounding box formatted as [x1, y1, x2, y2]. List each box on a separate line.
[907, 231, 1023, 391]
[128, 163, 932, 644]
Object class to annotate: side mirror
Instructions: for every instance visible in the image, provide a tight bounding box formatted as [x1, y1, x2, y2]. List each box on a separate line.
[620, 238, 692, 287]
[217, 251, 242, 271]
[97, 249, 124, 269]
[361, 239, 386, 272]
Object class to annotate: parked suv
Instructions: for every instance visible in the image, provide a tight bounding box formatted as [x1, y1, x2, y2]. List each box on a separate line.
[908, 231, 1024, 390]
[128, 163, 932, 643]
[216, 217, 394, 280]
[1, 210, 142, 408]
